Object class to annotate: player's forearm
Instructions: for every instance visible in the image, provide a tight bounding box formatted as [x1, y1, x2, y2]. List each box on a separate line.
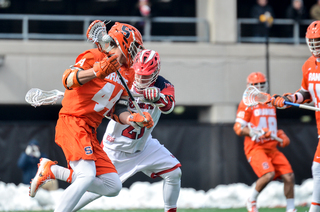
[77, 68, 96, 84]
[119, 111, 131, 125]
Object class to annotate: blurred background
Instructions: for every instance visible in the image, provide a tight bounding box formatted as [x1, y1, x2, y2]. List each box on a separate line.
[0, 0, 318, 192]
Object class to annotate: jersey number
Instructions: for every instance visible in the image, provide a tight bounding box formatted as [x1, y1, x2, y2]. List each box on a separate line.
[257, 116, 277, 137]
[309, 83, 320, 108]
[92, 82, 123, 116]
[122, 126, 145, 139]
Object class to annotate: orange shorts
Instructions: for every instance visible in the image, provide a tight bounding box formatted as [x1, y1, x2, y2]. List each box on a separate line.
[55, 115, 117, 176]
[314, 138, 320, 163]
[246, 148, 293, 179]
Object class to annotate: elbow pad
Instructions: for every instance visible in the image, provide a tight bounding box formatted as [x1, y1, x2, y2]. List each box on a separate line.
[62, 67, 83, 90]
[233, 122, 243, 136]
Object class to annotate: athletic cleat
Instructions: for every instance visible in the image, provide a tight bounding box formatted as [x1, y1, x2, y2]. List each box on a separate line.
[29, 158, 57, 197]
[247, 199, 258, 212]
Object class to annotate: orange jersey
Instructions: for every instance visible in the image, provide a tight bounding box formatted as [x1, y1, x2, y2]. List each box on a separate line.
[235, 100, 279, 155]
[59, 49, 134, 129]
[301, 56, 320, 135]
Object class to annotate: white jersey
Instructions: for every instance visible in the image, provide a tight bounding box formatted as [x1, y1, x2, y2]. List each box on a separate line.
[102, 75, 175, 153]
[102, 91, 161, 153]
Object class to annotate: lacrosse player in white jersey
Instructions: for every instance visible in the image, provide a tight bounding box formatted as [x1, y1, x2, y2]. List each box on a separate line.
[71, 49, 181, 212]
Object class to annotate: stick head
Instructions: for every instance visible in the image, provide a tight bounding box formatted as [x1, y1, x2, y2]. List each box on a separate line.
[243, 86, 271, 107]
[86, 20, 110, 53]
[25, 88, 64, 107]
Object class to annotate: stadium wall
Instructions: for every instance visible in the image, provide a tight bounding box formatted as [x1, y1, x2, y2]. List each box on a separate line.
[0, 40, 311, 122]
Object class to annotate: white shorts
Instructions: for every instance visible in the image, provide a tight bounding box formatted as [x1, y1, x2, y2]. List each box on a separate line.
[103, 137, 181, 183]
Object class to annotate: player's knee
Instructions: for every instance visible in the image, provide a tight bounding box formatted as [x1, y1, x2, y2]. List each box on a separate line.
[108, 177, 122, 197]
[99, 173, 122, 197]
[282, 172, 295, 184]
[263, 171, 275, 181]
[162, 167, 182, 183]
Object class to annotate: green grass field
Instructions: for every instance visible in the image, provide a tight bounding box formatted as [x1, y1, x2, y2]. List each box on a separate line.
[6, 207, 309, 212]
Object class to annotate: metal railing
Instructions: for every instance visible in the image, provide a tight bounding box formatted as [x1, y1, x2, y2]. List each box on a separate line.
[0, 14, 210, 42]
[237, 18, 314, 44]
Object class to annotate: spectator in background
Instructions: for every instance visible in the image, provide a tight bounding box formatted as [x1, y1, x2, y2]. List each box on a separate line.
[17, 139, 46, 185]
[250, 0, 275, 37]
[139, 0, 151, 17]
[286, 0, 307, 21]
[17, 139, 58, 190]
[130, 0, 152, 36]
[310, 0, 320, 20]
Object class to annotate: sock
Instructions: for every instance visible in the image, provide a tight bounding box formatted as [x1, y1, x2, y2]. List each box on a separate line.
[50, 165, 75, 183]
[249, 188, 259, 202]
[310, 203, 320, 212]
[286, 198, 295, 211]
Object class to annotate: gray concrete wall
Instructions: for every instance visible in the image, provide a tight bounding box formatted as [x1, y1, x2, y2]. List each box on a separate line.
[0, 40, 311, 122]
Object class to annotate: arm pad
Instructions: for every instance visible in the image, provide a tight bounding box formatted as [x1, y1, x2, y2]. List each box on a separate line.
[62, 67, 83, 89]
[105, 99, 129, 124]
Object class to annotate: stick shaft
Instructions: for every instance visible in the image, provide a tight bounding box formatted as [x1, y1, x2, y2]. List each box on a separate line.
[116, 69, 144, 116]
[284, 101, 320, 111]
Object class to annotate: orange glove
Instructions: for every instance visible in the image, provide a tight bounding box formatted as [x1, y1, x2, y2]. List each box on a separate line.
[128, 112, 154, 129]
[93, 54, 120, 79]
[260, 128, 271, 139]
[270, 94, 292, 108]
[277, 129, 290, 147]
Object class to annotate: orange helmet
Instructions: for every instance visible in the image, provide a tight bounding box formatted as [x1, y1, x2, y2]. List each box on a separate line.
[247, 72, 268, 92]
[306, 21, 320, 57]
[107, 22, 144, 67]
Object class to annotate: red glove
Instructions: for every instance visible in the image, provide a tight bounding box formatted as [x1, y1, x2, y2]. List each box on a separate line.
[277, 129, 290, 147]
[128, 112, 154, 129]
[143, 87, 160, 102]
[93, 54, 120, 79]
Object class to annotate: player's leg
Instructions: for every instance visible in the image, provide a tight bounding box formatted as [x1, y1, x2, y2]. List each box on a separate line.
[271, 150, 296, 212]
[141, 138, 181, 212]
[281, 173, 295, 212]
[71, 142, 122, 212]
[246, 150, 275, 212]
[309, 161, 320, 212]
[71, 172, 121, 212]
[54, 159, 96, 212]
[159, 167, 182, 212]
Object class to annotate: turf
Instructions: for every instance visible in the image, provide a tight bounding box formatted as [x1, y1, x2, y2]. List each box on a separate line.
[6, 206, 309, 212]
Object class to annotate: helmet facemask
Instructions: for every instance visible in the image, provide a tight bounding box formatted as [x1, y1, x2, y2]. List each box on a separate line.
[247, 82, 269, 93]
[306, 37, 320, 57]
[133, 68, 160, 93]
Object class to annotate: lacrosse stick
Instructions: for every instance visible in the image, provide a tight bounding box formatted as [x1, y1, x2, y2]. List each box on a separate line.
[86, 20, 146, 119]
[25, 88, 142, 107]
[248, 123, 283, 143]
[243, 86, 320, 112]
[25, 88, 64, 107]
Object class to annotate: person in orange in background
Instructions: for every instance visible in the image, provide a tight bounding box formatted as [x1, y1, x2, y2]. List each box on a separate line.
[271, 20, 320, 212]
[234, 72, 296, 212]
[28, 21, 154, 212]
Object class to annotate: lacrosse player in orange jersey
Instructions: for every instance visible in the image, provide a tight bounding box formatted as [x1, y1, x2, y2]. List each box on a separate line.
[271, 20, 320, 212]
[234, 72, 296, 212]
[68, 49, 181, 212]
[29, 21, 154, 212]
